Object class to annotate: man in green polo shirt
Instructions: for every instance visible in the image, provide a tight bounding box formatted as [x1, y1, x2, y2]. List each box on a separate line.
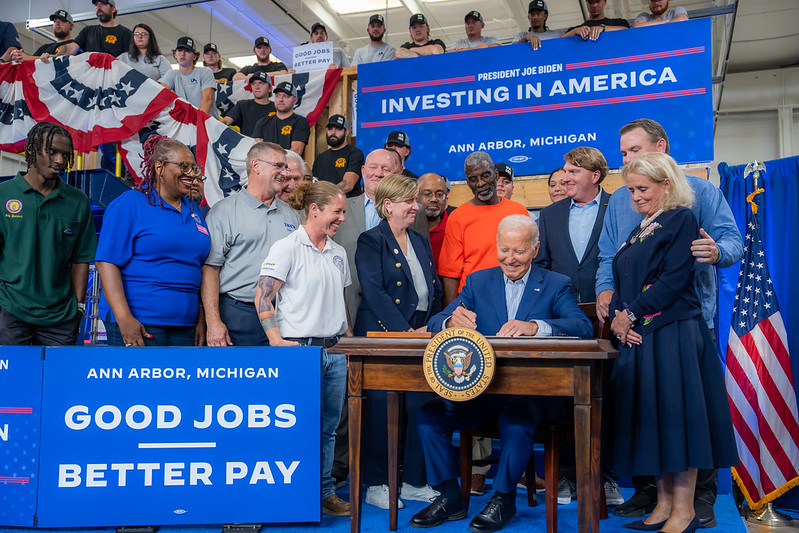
[0, 122, 97, 345]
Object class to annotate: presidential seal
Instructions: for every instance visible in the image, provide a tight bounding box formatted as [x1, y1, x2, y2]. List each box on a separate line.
[423, 328, 495, 402]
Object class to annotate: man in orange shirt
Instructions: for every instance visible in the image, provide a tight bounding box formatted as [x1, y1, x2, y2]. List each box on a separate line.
[438, 151, 529, 306]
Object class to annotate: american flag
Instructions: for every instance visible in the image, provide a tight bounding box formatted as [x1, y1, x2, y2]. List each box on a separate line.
[725, 195, 799, 508]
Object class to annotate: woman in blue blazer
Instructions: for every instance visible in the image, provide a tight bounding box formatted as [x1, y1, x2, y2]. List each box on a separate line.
[354, 174, 442, 509]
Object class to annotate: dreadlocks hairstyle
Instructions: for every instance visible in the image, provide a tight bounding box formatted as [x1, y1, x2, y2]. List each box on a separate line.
[137, 134, 191, 209]
[25, 121, 74, 170]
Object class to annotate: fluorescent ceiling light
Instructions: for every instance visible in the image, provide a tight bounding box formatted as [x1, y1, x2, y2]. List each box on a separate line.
[327, 0, 402, 15]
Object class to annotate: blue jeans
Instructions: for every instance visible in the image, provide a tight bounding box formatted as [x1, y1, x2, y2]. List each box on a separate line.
[321, 349, 347, 499]
[106, 320, 196, 346]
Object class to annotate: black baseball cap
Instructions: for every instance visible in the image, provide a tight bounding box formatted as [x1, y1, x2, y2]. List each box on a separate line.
[92, 0, 115, 6]
[203, 43, 218, 53]
[495, 163, 514, 180]
[253, 36, 270, 47]
[251, 71, 272, 85]
[175, 36, 196, 52]
[50, 10, 74, 23]
[369, 14, 385, 25]
[385, 130, 410, 148]
[409, 14, 427, 26]
[311, 22, 326, 34]
[528, 0, 548, 12]
[274, 81, 297, 98]
[327, 114, 348, 129]
[465, 11, 483, 23]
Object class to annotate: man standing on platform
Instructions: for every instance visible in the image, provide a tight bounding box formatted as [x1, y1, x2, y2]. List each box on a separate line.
[417, 173, 454, 266]
[514, 0, 562, 49]
[351, 14, 396, 66]
[11, 10, 75, 62]
[234, 37, 289, 81]
[221, 71, 276, 137]
[536, 147, 610, 303]
[253, 81, 310, 156]
[201, 142, 300, 347]
[595, 118, 743, 527]
[561, 0, 629, 40]
[312, 114, 364, 197]
[0, 122, 97, 345]
[449, 11, 500, 51]
[412, 215, 592, 531]
[64, 0, 132, 57]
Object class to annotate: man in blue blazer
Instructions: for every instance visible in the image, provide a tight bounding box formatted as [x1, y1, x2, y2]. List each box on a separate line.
[412, 215, 592, 532]
[535, 146, 611, 303]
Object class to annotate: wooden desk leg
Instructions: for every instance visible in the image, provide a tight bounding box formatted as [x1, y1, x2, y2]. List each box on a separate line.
[574, 403, 591, 533]
[545, 425, 558, 533]
[387, 391, 401, 531]
[348, 360, 364, 533]
[592, 393, 605, 529]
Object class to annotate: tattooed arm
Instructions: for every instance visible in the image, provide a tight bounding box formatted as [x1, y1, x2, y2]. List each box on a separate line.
[255, 275, 299, 346]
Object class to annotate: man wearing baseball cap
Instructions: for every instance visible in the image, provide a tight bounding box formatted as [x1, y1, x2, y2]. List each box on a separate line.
[64, 0, 132, 58]
[494, 163, 515, 200]
[312, 115, 364, 197]
[513, 1, 563, 50]
[352, 14, 396, 66]
[308, 22, 350, 68]
[396, 14, 445, 58]
[449, 11, 500, 52]
[203, 43, 237, 82]
[159, 37, 217, 117]
[252, 81, 310, 156]
[384, 131, 418, 179]
[11, 10, 76, 62]
[234, 37, 289, 82]
[221, 71, 276, 137]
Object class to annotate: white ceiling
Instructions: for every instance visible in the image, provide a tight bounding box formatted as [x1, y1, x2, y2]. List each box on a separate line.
[5, 0, 799, 91]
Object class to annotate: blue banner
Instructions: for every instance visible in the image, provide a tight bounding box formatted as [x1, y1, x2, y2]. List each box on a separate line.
[36, 347, 321, 527]
[357, 19, 713, 177]
[0, 347, 43, 527]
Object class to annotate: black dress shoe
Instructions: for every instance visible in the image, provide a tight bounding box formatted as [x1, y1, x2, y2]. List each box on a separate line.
[469, 494, 517, 533]
[694, 499, 717, 528]
[615, 489, 657, 518]
[410, 494, 467, 528]
[624, 518, 666, 531]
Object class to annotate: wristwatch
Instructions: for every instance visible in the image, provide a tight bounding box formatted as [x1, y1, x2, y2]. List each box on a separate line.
[625, 309, 637, 323]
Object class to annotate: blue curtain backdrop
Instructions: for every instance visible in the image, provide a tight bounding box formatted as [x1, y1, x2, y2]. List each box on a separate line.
[718, 154, 799, 508]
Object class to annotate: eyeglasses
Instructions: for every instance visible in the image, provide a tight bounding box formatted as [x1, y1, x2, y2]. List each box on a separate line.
[164, 160, 205, 181]
[256, 158, 290, 181]
[133, 32, 149, 37]
[420, 191, 446, 201]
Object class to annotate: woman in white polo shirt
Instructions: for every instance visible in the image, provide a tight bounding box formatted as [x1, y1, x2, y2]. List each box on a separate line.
[255, 180, 352, 517]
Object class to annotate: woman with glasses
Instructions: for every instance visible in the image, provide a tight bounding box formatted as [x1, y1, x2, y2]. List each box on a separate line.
[119, 23, 171, 81]
[96, 135, 210, 347]
[354, 174, 442, 509]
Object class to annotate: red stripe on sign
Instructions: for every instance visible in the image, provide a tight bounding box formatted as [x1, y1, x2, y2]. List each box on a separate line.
[361, 88, 705, 128]
[565, 47, 705, 70]
[361, 75, 476, 94]
[0, 407, 33, 413]
[0, 476, 30, 483]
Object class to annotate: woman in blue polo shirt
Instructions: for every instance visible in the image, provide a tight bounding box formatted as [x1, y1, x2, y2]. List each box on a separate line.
[96, 135, 211, 346]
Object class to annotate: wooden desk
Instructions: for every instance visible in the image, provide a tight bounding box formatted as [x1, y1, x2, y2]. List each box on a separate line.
[330, 337, 618, 533]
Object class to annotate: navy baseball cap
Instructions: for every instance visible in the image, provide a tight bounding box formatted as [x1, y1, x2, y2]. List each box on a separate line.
[528, 0, 548, 12]
[274, 81, 297, 98]
[175, 36, 196, 52]
[251, 71, 272, 85]
[385, 131, 410, 148]
[409, 14, 427, 26]
[328, 114, 348, 129]
[495, 163, 514, 180]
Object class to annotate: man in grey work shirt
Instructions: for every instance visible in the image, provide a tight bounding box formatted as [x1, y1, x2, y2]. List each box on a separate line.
[514, 0, 562, 50]
[450, 11, 500, 51]
[352, 14, 396, 66]
[201, 142, 300, 346]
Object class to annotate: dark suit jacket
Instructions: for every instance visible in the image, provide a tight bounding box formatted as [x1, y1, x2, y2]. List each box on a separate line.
[427, 265, 592, 338]
[333, 194, 429, 325]
[535, 189, 610, 303]
[353, 220, 441, 334]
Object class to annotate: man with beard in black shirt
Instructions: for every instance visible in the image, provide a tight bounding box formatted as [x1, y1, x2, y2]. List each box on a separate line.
[312, 114, 364, 198]
[64, 0, 132, 57]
